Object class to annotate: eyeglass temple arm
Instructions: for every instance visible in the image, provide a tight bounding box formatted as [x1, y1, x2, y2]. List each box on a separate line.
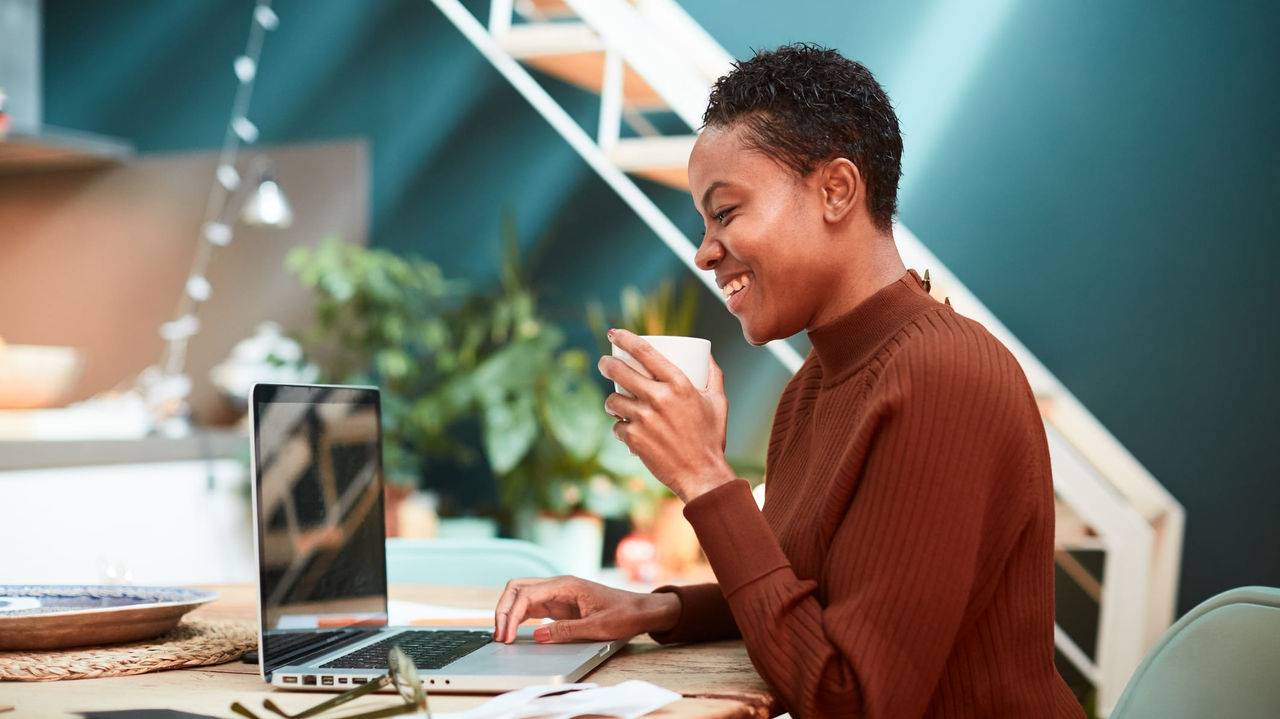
[328, 701, 430, 719]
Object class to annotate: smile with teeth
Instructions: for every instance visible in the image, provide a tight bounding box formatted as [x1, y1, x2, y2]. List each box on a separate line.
[721, 274, 753, 299]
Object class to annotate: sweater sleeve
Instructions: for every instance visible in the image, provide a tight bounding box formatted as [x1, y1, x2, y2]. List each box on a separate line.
[683, 328, 1041, 718]
[647, 582, 741, 644]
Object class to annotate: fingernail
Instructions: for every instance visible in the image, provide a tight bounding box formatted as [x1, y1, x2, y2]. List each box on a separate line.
[533, 626, 551, 643]
[607, 328, 616, 339]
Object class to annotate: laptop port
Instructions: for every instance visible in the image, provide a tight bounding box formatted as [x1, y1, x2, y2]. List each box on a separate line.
[321, 676, 334, 686]
[302, 676, 317, 686]
[338, 677, 348, 684]
[282, 676, 298, 684]
[352, 677, 368, 685]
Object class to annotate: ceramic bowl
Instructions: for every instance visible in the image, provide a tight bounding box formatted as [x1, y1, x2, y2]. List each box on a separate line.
[0, 344, 85, 409]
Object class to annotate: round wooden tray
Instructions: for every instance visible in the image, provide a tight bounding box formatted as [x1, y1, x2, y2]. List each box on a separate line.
[0, 585, 218, 650]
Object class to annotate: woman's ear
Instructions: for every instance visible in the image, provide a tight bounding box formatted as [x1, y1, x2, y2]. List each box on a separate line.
[820, 157, 861, 223]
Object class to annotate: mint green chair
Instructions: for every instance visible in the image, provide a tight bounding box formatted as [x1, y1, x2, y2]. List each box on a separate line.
[1110, 586, 1280, 719]
[385, 537, 563, 587]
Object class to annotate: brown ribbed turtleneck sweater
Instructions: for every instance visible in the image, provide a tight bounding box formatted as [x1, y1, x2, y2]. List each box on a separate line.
[651, 271, 1083, 719]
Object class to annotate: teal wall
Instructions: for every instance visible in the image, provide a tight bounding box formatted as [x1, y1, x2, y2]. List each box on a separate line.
[43, 0, 1279, 615]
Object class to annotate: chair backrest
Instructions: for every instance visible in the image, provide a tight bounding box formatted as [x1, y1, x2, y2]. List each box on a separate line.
[1110, 586, 1280, 719]
[384, 537, 563, 587]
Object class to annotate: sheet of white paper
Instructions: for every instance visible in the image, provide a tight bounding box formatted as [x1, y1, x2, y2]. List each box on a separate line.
[431, 680, 681, 719]
[388, 598, 496, 625]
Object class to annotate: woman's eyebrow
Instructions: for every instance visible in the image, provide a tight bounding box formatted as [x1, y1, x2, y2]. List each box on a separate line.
[700, 181, 729, 214]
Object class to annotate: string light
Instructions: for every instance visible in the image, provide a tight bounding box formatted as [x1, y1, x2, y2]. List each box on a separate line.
[143, 1, 281, 436]
[231, 116, 259, 143]
[203, 221, 233, 246]
[215, 163, 241, 190]
[254, 5, 279, 30]
[185, 275, 212, 302]
[233, 56, 257, 83]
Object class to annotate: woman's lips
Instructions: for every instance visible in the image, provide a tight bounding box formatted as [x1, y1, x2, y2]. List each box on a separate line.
[724, 274, 752, 313]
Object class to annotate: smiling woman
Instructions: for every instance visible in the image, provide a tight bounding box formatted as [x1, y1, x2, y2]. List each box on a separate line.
[494, 43, 1086, 719]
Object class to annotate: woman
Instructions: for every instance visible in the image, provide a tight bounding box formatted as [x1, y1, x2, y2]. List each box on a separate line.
[493, 44, 1084, 719]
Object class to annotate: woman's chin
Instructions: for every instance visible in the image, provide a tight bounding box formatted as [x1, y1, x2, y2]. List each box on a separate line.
[738, 316, 801, 347]
[739, 323, 771, 347]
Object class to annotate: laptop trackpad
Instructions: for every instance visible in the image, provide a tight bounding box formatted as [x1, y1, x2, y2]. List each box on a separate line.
[444, 638, 617, 675]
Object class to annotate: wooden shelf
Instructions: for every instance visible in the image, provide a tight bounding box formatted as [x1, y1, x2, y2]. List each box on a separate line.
[0, 126, 134, 175]
[0, 429, 246, 472]
[516, 0, 576, 19]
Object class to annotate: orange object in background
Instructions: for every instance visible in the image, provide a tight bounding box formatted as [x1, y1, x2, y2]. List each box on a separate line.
[616, 532, 660, 584]
[652, 498, 702, 577]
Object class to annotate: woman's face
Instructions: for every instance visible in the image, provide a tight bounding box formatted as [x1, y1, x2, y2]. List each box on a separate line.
[689, 123, 841, 345]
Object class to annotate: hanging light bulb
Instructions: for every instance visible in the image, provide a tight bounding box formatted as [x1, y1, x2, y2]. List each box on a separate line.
[240, 158, 293, 228]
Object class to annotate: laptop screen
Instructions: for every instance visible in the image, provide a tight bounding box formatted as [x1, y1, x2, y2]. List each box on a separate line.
[250, 384, 389, 654]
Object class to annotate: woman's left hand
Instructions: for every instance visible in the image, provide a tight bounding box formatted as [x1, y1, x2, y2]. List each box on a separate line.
[598, 329, 736, 502]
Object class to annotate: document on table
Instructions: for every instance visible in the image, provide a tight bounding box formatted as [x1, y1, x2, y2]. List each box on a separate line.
[389, 599, 548, 627]
[434, 680, 682, 719]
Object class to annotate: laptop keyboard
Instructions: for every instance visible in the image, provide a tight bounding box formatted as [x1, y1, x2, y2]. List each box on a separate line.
[320, 630, 493, 671]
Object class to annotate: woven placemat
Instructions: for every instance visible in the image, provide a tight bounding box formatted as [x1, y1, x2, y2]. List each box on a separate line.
[0, 618, 256, 682]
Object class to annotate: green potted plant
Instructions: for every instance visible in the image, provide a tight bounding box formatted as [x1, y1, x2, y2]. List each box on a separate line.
[288, 229, 645, 573]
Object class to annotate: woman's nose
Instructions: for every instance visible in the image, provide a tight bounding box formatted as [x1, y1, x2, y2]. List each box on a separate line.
[695, 235, 723, 271]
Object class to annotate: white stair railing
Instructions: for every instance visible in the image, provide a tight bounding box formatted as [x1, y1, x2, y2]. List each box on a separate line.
[429, 1, 1184, 713]
[431, 0, 805, 374]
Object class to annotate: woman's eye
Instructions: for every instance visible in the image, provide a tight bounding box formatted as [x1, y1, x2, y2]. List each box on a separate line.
[714, 208, 733, 224]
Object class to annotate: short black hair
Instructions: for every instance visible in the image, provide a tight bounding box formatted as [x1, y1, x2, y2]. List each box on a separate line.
[703, 43, 903, 232]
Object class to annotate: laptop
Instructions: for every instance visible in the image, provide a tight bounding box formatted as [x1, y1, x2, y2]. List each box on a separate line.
[249, 382, 628, 692]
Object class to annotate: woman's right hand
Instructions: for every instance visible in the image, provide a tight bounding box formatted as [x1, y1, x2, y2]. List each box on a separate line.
[493, 575, 681, 644]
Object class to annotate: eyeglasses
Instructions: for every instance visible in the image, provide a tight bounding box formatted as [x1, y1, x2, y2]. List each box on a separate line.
[231, 646, 432, 719]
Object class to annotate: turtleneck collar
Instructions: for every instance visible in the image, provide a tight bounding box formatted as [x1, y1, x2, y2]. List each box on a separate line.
[806, 269, 943, 382]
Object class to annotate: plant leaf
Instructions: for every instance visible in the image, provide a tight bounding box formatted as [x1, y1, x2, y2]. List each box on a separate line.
[480, 391, 538, 475]
[596, 432, 650, 477]
[543, 354, 606, 462]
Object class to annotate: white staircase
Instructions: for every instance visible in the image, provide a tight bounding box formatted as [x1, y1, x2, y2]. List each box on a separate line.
[429, 0, 1184, 713]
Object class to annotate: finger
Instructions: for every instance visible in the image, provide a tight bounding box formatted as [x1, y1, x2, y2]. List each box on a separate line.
[495, 578, 539, 630]
[534, 617, 597, 644]
[603, 392, 643, 422]
[494, 578, 541, 641]
[608, 330, 685, 385]
[598, 355, 653, 400]
[503, 580, 568, 644]
[612, 416, 632, 445]
[706, 354, 726, 398]
[505, 590, 532, 644]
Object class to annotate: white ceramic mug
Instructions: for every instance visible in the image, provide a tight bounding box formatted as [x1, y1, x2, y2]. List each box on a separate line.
[611, 335, 711, 398]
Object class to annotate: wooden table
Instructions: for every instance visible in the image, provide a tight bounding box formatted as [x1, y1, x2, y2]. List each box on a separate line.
[1, 585, 781, 719]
